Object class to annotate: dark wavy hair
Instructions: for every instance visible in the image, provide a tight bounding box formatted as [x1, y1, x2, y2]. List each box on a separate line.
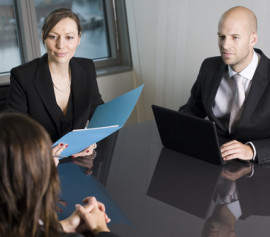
[0, 113, 60, 237]
[42, 8, 81, 44]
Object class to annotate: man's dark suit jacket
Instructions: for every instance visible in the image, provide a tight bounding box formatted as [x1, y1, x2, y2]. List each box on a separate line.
[179, 48, 270, 164]
[237, 164, 270, 219]
[7, 54, 104, 142]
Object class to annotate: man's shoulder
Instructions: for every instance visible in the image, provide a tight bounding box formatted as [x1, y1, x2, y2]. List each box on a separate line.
[255, 48, 270, 63]
[198, 56, 225, 74]
[202, 56, 224, 66]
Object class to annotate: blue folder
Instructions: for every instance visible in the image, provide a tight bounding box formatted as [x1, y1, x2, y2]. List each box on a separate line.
[88, 84, 144, 128]
[53, 84, 144, 157]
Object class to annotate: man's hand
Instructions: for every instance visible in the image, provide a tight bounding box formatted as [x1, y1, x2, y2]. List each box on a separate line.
[220, 140, 253, 161]
[221, 163, 252, 180]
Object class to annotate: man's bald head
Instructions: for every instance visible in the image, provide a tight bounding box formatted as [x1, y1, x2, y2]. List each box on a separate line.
[217, 6, 258, 72]
[219, 6, 257, 34]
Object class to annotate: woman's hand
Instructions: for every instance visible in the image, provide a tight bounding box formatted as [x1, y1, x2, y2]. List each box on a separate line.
[82, 197, 111, 224]
[71, 143, 97, 158]
[76, 197, 110, 235]
[59, 209, 81, 233]
[52, 143, 68, 166]
[59, 196, 110, 234]
[72, 151, 96, 175]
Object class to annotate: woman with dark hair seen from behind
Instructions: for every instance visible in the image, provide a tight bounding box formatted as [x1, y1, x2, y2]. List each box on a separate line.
[0, 113, 118, 237]
[7, 8, 104, 159]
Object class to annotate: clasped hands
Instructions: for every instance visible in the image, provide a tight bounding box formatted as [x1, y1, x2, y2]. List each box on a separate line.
[220, 140, 254, 162]
[60, 196, 110, 235]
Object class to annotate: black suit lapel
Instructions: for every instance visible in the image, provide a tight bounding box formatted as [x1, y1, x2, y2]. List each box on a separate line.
[70, 58, 89, 128]
[33, 55, 61, 135]
[237, 51, 269, 131]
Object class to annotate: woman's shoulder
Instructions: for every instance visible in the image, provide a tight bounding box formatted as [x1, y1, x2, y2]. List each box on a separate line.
[58, 232, 119, 237]
[72, 57, 94, 63]
[38, 230, 84, 237]
[71, 57, 95, 68]
[58, 232, 84, 237]
[96, 232, 119, 237]
[11, 55, 46, 74]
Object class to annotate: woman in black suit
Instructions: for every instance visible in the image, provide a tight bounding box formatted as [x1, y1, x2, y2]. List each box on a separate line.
[0, 113, 118, 237]
[7, 8, 103, 158]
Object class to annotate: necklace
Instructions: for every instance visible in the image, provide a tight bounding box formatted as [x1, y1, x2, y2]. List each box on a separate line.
[52, 67, 71, 93]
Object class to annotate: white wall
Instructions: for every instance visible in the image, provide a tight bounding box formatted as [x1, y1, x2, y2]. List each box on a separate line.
[124, 0, 270, 121]
[97, 70, 145, 125]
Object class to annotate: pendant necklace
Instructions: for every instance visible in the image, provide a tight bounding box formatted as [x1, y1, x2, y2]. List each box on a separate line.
[52, 67, 71, 93]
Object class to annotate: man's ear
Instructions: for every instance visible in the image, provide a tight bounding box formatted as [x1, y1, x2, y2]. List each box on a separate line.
[250, 32, 258, 46]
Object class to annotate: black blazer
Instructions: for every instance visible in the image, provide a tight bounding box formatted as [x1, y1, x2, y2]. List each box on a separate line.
[179, 48, 270, 164]
[237, 164, 270, 219]
[39, 231, 118, 237]
[7, 54, 104, 142]
[58, 231, 119, 237]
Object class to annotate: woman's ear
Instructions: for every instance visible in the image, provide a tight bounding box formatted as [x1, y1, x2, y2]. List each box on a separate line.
[78, 32, 81, 45]
[41, 31, 46, 48]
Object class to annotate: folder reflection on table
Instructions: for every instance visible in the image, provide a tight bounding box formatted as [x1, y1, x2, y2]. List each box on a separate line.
[58, 161, 132, 227]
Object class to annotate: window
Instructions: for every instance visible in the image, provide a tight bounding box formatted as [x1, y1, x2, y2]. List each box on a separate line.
[0, 0, 131, 85]
[35, 0, 110, 59]
[0, 0, 22, 74]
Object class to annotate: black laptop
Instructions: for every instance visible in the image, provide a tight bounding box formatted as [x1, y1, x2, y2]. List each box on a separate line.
[152, 104, 225, 165]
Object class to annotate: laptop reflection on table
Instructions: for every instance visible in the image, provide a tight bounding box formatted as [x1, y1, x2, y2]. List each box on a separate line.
[147, 147, 222, 219]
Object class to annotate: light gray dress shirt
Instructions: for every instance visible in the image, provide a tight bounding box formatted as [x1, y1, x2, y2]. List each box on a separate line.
[212, 50, 259, 160]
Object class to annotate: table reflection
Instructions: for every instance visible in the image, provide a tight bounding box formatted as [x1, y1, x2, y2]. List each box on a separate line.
[147, 147, 222, 219]
[57, 133, 131, 227]
[55, 120, 270, 236]
[148, 147, 270, 236]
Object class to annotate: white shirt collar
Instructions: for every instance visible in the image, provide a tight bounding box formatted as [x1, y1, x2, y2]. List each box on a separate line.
[227, 200, 242, 220]
[228, 49, 259, 81]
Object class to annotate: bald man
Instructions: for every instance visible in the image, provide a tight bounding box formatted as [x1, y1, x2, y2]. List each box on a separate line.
[179, 6, 270, 164]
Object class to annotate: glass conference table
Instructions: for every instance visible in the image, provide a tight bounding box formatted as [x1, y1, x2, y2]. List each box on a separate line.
[58, 120, 270, 237]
